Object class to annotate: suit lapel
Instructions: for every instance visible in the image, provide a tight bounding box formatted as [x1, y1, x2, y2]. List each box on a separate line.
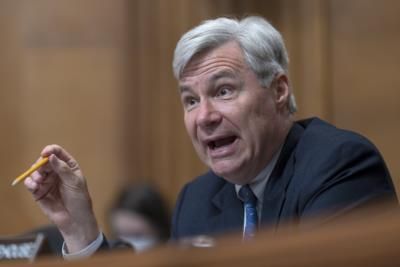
[209, 181, 243, 235]
[206, 122, 305, 234]
[261, 123, 304, 228]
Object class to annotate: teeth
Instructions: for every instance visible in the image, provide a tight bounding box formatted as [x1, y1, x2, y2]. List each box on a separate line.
[209, 136, 236, 149]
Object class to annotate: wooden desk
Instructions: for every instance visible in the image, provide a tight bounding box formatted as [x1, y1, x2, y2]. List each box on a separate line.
[5, 202, 400, 267]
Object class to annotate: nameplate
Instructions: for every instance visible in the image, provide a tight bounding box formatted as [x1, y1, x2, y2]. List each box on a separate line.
[0, 233, 46, 262]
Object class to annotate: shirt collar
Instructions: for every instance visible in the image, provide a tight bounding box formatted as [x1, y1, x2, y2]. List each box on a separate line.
[235, 146, 282, 203]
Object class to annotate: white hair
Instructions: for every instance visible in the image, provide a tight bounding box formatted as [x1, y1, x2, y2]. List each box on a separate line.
[173, 16, 297, 113]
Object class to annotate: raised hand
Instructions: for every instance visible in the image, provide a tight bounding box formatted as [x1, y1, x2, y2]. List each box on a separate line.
[24, 144, 100, 253]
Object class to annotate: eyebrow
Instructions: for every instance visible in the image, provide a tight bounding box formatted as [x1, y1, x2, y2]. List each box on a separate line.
[179, 86, 190, 94]
[179, 69, 238, 94]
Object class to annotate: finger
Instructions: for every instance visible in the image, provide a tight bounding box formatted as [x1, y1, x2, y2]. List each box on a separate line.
[34, 183, 56, 202]
[31, 169, 56, 186]
[30, 155, 52, 178]
[29, 156, 53, 177]
[24, 177, 39, 193]
[25, 175, 54, 201]
[41, 144, 79, 169]
[31, 170, 46, 183]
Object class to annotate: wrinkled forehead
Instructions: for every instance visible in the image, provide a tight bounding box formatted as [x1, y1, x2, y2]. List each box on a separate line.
[180, 41, 248, 81]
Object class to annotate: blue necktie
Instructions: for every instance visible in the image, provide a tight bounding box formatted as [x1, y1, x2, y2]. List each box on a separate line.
[239, 185, 258, 239]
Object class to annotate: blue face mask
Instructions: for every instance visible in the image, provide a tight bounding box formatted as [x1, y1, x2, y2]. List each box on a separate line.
[119, 236, 158, 252]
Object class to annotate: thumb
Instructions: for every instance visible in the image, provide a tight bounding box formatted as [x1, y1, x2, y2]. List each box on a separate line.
[48, 154, 85, 189]
[48, 154, 76, 178]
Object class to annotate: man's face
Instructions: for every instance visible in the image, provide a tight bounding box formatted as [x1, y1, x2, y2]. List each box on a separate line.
[179, 41, 290, 185]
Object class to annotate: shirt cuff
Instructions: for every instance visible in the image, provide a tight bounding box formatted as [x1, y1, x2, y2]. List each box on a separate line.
[62, 232, 103, 260]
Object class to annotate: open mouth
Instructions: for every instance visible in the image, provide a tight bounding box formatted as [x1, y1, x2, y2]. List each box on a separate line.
[208, 136, 237, 150]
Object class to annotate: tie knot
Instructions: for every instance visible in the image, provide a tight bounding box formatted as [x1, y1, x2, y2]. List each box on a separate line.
[239, 185, 257, 204]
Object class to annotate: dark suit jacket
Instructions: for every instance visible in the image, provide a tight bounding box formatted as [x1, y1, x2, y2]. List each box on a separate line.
[171, 117, 397, 239]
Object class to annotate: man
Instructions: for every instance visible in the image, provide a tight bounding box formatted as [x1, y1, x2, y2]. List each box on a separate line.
[24, 16, 396, 258]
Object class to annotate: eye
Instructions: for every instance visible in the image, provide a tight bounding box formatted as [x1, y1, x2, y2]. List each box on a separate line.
[182, 96, 199, 110]
[216, 86, 233, 99]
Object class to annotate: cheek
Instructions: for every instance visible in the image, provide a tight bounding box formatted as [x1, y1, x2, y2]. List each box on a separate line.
[238, 101, 275, 139]
[234, 98, 265, 123]
[184, 114, 197, 141]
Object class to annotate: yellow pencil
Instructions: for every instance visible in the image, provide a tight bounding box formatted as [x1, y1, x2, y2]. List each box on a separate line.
[11, 157, 49, 186]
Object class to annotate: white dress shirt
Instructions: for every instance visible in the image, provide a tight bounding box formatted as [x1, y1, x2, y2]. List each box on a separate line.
[235, 147, 282, 223]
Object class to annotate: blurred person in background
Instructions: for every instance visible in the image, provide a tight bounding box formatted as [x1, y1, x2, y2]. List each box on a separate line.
[108, 183, 170, 252]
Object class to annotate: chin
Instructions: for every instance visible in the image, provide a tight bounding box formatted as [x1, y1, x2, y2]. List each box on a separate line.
[210, 162, 243, 183]
[211, 164, 233, 176]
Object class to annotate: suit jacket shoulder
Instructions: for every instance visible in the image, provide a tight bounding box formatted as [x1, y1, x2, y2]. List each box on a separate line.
[275, 117, 396, 225]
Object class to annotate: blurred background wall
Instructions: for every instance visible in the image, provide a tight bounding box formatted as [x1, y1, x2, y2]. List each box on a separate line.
[0, 0, 399, 235]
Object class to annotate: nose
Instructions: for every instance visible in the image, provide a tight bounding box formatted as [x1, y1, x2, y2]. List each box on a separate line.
[196, 99, 222, 130]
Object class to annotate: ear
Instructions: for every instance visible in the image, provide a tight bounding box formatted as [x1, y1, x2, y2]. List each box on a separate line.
[273, 74, 290, 110]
